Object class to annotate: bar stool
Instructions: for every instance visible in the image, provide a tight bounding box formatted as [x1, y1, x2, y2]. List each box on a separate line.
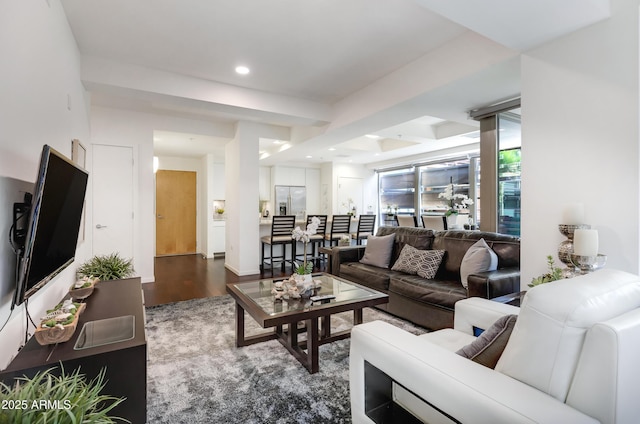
[304, 215, 327, 265]
[351, 215, 376, 245]
[324, 215, 352, 246]
[260, 215, 296, 273]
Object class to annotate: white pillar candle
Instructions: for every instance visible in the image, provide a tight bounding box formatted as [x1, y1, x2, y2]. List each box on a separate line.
[573, 229, 598, 256]
[563, 203, 584, 225]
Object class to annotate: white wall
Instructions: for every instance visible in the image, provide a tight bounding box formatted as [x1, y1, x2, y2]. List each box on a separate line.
[0, 0, 91, 369]
[520, 0, 639, 285]
[91, 107, 233, 281]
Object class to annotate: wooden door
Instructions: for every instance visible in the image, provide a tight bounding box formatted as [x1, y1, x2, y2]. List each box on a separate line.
[93, 145, 134, 259]
[155, 170, 197, 256]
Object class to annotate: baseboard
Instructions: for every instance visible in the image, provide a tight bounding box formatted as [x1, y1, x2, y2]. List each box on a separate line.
[224, 262, 260, 276]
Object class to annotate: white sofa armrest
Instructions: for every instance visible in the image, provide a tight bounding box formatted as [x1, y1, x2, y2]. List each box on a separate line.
[453, 297, 521, 335]
[350, 320, 598, 424]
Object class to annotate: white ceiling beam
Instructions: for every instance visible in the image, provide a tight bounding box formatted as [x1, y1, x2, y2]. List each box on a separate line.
[415, 0, 611, 51]
[81, 56, 332, 127]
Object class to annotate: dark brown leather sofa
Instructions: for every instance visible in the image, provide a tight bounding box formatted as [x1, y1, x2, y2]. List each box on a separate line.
[330, 227, 520, 330]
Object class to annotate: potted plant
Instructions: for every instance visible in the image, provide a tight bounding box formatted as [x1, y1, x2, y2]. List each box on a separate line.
[0, 367, 126, 423]
[529, 255, 563, 287]
[291, 217, 320, 281]
[77, 253, 135, 281]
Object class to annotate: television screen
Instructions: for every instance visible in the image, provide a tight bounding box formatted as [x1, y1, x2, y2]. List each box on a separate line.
[14, 145, 88, 305]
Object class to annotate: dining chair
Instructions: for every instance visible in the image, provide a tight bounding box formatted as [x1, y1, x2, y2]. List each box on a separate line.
[395, 215, 417, 227]
[421, 215, 446, 231]
[260, 215, 296, 273]
[324, 215, 352, 246]
[351, 214, 376, 245]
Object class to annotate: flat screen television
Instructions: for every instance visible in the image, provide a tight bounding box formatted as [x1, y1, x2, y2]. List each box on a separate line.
[13, 145, 89, 305]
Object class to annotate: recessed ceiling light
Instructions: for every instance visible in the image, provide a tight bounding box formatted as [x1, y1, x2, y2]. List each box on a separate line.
[235, 65, 250, 75]
[306, 155, 312, 159]
[328, 147, 336, 151]
[365, 134, 380, 139]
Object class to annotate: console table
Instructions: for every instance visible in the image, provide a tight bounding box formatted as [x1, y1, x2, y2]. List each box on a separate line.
[0, 277, 147, 423]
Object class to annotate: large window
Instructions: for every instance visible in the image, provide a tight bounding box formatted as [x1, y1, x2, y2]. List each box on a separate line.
[378, 168, 415, 224]
[378, 158, 479, 226]
[497, 112, 521, 236]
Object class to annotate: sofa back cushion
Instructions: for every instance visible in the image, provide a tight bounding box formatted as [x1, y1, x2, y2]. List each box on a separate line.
[432, 231, 520, 282]
[496, 269, 640, 402]
[376, 226, 434, 268]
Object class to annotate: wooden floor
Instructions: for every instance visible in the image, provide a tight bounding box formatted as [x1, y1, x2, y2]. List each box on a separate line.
[143, 254, 327, 307]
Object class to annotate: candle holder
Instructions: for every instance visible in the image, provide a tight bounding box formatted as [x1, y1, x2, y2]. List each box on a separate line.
[558, 224, 590, 277]
[570, 253, 607, 275]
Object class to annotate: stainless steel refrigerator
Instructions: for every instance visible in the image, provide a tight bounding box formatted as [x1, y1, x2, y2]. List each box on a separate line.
[275, 185, 306, 219]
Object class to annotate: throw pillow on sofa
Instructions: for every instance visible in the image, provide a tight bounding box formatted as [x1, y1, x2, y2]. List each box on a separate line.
[456, 314, 517, 369]
[460, 238, 498, 289]
[391, 244, 445, 279]
[359, 233, 395, 268]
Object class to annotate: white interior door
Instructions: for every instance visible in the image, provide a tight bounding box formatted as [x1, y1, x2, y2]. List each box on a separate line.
[92, 144, 134, 259]
[337, 177, 363, 215]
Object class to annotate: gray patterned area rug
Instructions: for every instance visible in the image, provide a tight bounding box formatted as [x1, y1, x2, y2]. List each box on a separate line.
[145, 295, 426, 423]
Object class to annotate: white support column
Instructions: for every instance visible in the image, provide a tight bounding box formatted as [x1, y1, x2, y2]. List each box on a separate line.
[225, 122, 261, 275]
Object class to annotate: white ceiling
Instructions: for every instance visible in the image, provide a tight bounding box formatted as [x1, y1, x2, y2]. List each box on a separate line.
[60, 0, 611, 166]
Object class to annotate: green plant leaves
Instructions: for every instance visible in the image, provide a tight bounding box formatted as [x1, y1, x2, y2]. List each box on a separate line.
[76, 253, 134, 281]
[0, 367, 128, 423]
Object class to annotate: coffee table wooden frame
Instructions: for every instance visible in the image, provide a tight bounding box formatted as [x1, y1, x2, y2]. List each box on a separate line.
[227, 274, 388, 374]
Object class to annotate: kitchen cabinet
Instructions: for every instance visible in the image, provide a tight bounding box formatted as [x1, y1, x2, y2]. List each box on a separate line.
[271, 166, 306, 187]
[212, 220, 225, 255]
[306, 168, 320, 214]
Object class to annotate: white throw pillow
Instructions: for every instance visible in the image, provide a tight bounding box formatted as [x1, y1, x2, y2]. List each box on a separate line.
[359, 234, 395, 268]
[460, 238, 498, 289]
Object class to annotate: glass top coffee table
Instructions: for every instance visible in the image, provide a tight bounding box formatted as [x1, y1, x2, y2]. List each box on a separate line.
[227, 273, 388, 374]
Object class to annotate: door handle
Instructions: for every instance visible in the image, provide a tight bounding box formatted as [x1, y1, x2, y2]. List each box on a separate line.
[96, 224, 107, 229]
[157, 215, 164, 219]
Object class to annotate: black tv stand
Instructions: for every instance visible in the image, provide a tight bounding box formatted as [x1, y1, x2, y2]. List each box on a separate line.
[0, 277, 147, 423]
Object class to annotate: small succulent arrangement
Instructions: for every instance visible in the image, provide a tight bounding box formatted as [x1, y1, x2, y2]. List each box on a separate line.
[40, 300, 82, 329]
[71, 275, 100, 290]
[529, 255, 564, 287]
[77, 253, 135, 281]
[215, 208, 225, 215]
[69, 275, 100, 300]
[0, 367, 126, 424]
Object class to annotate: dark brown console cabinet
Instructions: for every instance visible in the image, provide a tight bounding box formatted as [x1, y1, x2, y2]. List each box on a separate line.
[0, 277, 147, 423]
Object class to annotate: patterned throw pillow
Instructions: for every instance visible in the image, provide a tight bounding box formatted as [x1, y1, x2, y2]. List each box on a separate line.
[391, 244, 445, 279]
